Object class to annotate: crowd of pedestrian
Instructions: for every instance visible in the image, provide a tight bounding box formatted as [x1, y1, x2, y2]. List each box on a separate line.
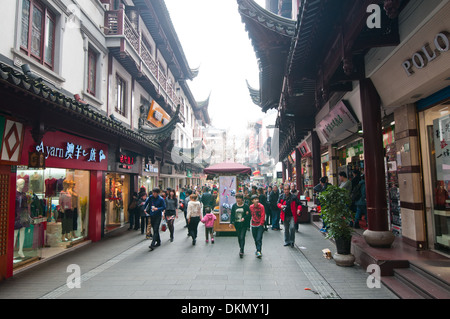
[126, 175, 366, 257]
[126, 182, 312, 259]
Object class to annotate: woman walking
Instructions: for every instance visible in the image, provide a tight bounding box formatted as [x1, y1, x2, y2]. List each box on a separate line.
[187, 193, 202, 245]
[164, 189, 178, 242]
[250, 195, 265, 258]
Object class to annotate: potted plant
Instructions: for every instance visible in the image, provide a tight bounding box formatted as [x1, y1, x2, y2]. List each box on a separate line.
[318, 185, 355, 267]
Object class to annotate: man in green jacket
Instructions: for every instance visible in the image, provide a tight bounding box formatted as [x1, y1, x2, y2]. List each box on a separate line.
[230, 193, 251, 258]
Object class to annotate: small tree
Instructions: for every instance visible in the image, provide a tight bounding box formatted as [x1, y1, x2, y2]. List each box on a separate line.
[318, 185, 354, 240]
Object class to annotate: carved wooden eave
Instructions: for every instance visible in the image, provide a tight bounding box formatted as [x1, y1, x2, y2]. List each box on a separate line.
[192, 93, 211, 126]
[246, 80, 261, 106]
[237, 0, 295, 113]
[276, 0, 406, 161]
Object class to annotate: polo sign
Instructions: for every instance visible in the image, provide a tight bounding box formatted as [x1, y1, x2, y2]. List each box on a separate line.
[402, 31, 450, 77]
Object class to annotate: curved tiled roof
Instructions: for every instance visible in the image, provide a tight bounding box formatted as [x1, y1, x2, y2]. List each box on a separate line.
[237, 0, 295, 112]
[0, 62, 178, 151]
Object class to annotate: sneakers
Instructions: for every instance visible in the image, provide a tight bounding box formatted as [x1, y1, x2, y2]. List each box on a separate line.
[256, 251, 262, 258]
[211, 238, 214, 244]
[206, 239, 209, 243]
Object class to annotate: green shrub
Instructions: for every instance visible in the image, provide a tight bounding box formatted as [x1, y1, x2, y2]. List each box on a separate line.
[318, 185, 354, 240]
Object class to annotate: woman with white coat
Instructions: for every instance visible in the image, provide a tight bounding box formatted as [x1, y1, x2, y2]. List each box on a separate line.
[186, 193, 202, 245]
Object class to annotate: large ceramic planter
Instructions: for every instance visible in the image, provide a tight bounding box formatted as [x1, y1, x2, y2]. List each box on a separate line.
[335, 236, 352, 254]
[334, 236, 355, 267]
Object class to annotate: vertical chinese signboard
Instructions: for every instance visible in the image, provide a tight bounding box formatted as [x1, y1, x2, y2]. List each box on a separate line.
[218, 176, 236, 224]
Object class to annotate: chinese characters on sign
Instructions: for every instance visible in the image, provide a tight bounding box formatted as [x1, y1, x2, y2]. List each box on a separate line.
[35, 141, 106, 163]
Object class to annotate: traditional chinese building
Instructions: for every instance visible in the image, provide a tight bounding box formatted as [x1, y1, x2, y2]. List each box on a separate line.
[239, 0, 450, 297]
[0, 0, 206, 280]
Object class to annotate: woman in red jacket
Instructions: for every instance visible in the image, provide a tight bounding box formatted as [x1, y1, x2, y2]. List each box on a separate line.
[250, 195, 265, 258]
[278, 185, 302, 247]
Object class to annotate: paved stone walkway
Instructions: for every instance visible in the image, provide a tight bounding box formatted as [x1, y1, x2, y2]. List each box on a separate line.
[0, 217, 398, 300]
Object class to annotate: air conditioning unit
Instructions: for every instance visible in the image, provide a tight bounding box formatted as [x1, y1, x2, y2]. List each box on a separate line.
[102, 3, 110, 11]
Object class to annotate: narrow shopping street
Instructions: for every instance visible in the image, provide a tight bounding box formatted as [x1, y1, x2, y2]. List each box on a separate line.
[0, 218, 397, 300]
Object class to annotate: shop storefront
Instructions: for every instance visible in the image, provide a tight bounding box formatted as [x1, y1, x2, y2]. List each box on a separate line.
[368, 1, 450, 251]
[105, 149, 140, 233]
[383, 123, 401, 236]
[418, 88, 450, 253]
[13, 128, 107, 271]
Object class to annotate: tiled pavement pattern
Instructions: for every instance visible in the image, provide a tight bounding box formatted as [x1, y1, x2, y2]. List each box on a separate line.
[0, 218, 398, 299]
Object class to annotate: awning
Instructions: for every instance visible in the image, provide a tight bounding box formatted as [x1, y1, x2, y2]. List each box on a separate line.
[204, 162, 252, 175]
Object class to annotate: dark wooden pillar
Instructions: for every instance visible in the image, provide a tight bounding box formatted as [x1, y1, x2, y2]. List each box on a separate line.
[312, 131, 321, 187]
[282, 161, 287, 183]
[295, 148, 302, 191]
[360, 78, 394, 247]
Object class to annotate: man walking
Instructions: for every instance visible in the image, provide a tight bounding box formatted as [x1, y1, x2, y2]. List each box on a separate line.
[269, 185, 281, 230]
[200, 187, 215, 215]
[230, 193, 251, 258]
[145, 188, 166, 250]
[278, 185, 302, 247]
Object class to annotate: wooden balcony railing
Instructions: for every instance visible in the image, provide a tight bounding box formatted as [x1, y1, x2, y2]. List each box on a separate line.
[104, 9, 180, 107]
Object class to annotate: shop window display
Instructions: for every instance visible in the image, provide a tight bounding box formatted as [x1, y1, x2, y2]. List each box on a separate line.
[421, 105, 450, 253]
[105, 173, 129, 232]
[14, 167, 90, 268]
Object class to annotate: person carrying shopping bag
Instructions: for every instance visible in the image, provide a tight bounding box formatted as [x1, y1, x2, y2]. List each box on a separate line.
[164, 189, 178, 242]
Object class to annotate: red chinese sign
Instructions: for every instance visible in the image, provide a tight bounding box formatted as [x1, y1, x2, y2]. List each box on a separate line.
[20, 128, 108, 171]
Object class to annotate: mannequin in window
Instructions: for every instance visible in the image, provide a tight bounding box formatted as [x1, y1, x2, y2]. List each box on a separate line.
[59, 180, 72, 241]
[30, 172, 41, 193]
[15, 179, 29, 258]
[45, 175, 57, 198]
[18, 172, 29, 193]
[69, 180, 79, 238]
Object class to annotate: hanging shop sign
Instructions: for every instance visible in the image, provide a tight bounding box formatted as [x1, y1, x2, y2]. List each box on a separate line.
[147, 100, 171, 128]
[316, 101, 358, 145]
[20, 129, 108, 171]
[118, 153, 134, 169]
[298, 140, 311, 158]
[0, 117, 25, 165]
[402, 31, 449, 77]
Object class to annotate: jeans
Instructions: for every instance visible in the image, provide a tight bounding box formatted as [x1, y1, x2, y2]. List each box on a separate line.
[251, 225, 264, 253]
[355, 205, 367, 222]
[235, 222, 247, 253]
[150, 214, 161, 246]
[205, 227, 214, 240]
[271, 208, 281, 229]
[283, 216, 295, 245]
[140, 216, 148, 234]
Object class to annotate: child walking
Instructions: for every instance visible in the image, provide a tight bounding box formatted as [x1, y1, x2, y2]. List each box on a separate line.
[201, 207, 216, 243]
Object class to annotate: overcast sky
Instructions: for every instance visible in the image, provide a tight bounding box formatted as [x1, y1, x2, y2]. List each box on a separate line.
[164, 0, 274, 137]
